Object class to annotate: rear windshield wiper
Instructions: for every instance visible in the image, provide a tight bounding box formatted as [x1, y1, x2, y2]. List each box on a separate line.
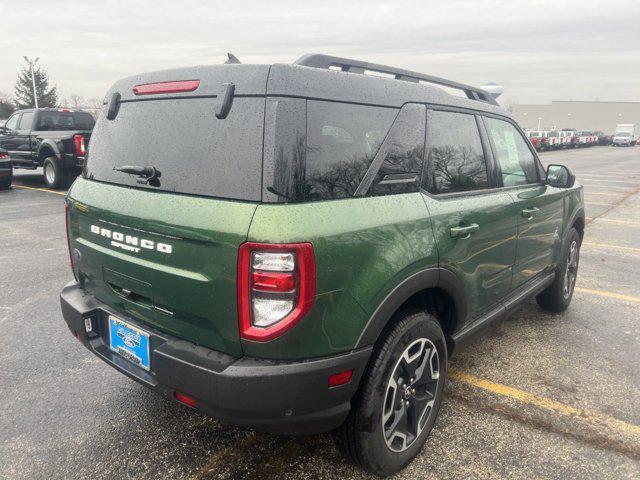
[113, 165, 161, 187]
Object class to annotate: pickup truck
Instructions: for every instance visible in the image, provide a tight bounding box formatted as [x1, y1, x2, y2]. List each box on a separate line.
[0, 108, 95, 189]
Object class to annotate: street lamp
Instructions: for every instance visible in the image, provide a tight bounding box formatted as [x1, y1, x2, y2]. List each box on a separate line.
[537, 117, 542, 130]
[23, 56, 40, 108]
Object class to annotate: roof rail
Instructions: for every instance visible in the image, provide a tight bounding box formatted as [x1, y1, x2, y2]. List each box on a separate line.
[294, 54, 498, 106]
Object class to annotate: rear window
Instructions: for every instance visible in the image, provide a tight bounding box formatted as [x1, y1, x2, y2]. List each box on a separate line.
[35, 111, 95, 131]
[85, 98, 264, 200]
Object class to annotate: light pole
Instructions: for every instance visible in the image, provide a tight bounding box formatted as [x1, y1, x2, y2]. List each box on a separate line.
[537, 117, 542, 130]
[23, 56, 40, 108]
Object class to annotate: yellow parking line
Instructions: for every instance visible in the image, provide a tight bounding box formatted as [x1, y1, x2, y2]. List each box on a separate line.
[575, 287, 640, 304]
[13, 185, 66, 196]
[580, 184, 633, 192]
[589, 218, 640, 227]
[583, 241, 640, 254]
[450, 370, 640, 437]
[584, 201, 615, 206]
[584, 191, 621, 197]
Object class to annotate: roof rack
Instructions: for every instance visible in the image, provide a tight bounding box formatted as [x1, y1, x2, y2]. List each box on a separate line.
[294, 54, 498, 106]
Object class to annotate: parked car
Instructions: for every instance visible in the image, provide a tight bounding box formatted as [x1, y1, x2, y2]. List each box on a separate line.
[0, 108, 95, 189]
[60, 54, 585, 477]
[547, 130, 563, 149]
[527, 130, 549, 151]
[613, 124, 638, 146]
[601, 133, 614, 145]
[613, 132, 634, 146]
[0, 147, 11, 189]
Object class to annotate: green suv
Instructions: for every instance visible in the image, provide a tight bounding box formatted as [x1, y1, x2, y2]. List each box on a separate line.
[60, 54, 584, 476]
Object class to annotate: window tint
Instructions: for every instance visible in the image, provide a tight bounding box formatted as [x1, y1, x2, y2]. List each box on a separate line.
[304, 101, 397, 200]
[35, 111, 95, 131]
[5, 114, 20, 131]
[485, 117, 538, 187]
[369, 104, 425, 196]
[18, 112, 33, 130]
[85, 97, 264, 200]
[425, 110, 488, 194]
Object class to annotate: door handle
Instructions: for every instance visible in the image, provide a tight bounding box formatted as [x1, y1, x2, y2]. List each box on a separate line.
[450, 224, 480, 239]
[521, 207, 540, 219]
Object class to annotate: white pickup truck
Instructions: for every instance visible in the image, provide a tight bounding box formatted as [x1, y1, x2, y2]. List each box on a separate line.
[613, 124, 637, 146]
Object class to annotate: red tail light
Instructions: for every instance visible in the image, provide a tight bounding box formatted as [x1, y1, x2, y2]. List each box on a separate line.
[65, 202, 73, 269]
[0, 151, 8, 159]
[73, 134, 86, 156]
[238, 242, 315, 342]
[133, 80, 200, 95]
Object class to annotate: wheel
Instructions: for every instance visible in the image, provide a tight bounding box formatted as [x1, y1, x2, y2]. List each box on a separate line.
[334, 310, 447, 476]
[43, 157, 69, 189]
[0, 170, 11, 190]
[536, 228, 581, 312]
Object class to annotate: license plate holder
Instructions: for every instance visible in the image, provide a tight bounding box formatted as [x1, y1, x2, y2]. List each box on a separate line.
[108, 316, 151, 371]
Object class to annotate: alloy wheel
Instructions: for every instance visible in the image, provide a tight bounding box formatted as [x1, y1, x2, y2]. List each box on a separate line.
[382, 338, 440, 452]
[563, 240, 579, 299]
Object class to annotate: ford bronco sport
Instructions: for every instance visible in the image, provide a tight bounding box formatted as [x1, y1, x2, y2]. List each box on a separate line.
[60, 54, 584, 476]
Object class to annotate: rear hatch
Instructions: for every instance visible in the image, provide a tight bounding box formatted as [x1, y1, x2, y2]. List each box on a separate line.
[67, 65, 270, 356]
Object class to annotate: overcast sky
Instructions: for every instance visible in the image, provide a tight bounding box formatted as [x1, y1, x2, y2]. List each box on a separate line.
[1, 0, 638, 106]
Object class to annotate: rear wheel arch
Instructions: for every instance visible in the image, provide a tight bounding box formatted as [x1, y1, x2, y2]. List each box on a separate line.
[356, 268, 466, 356]
[38, 144, 57, 164]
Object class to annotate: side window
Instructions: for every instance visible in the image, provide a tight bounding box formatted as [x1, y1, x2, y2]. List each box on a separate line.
[303, 101, 397, 201]
[425, 110, 489, 194]
[18, 112, 34, 131]
[368, 104, 425, 196]
[4, 114, 20, 131]
[485, 117, 538, 187]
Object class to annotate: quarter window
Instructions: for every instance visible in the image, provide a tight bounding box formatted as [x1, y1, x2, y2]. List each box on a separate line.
[485, 117, 538, 187]
[425, 110, 489, 194]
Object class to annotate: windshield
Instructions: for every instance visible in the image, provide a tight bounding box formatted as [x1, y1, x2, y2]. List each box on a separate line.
[616, 132, 631, 137]
[529, 131, 542, 137]
[35, 111, 95, 131]
[548, 131, 559, 137]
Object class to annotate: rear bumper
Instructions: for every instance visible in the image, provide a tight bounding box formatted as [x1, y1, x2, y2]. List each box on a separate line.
[60, 281, 371, 434]
[62, 153, 85, 168]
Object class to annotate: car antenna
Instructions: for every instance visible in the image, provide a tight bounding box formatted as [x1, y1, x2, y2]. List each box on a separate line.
[224, 53, 241, 64]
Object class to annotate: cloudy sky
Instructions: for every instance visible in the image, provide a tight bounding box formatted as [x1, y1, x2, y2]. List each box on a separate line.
[1, 0, 638, 107]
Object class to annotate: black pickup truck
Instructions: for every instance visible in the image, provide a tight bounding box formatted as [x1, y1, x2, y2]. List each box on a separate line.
[0, 108, 94, 189]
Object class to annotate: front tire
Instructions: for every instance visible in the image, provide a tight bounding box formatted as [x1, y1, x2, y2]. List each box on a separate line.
[536, 228, 581, 312]
[43, 157, 69, 190]
[334, 310, 446, 476]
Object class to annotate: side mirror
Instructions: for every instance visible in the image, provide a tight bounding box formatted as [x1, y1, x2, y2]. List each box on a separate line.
[546, 164, 575, 188]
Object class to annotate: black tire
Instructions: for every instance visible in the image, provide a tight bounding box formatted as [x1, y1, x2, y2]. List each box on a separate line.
[43, 156, 69, 190]
[334, 310, 447, 477]
[0, 171, 12, 190]
[536, 228, 581, 312]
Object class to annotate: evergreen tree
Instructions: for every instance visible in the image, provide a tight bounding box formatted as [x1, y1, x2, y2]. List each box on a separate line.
[14, 57, 58, 109]
[0, 92, 14, 118]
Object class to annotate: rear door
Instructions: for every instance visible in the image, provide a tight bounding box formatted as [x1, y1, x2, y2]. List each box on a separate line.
[422, 108, 517, 321]
[482, 115, 564, 289]
[14, 111, 35, 165]
[68, 67, 269, 356]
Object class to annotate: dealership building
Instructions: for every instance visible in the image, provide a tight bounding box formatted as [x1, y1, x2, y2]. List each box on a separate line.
[511, 100, 640, 134]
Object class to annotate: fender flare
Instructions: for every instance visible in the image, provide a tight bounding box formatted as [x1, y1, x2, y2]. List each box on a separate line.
[567, 206, 585, 239]
[37, 139, 62, 162]
[355, 267, 467, 349]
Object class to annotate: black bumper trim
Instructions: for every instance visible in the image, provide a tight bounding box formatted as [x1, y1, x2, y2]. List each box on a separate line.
[60, 282, 372, 434]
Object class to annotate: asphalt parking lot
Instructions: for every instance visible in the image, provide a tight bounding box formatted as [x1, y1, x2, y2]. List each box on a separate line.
[1, 146, 639, 479]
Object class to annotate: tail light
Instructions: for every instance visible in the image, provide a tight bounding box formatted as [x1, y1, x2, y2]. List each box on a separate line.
[0, 151, 8, 159]
[65, 202, 73, 269]
[73, 134, 86, 156]
[238, 242, 315, 341]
